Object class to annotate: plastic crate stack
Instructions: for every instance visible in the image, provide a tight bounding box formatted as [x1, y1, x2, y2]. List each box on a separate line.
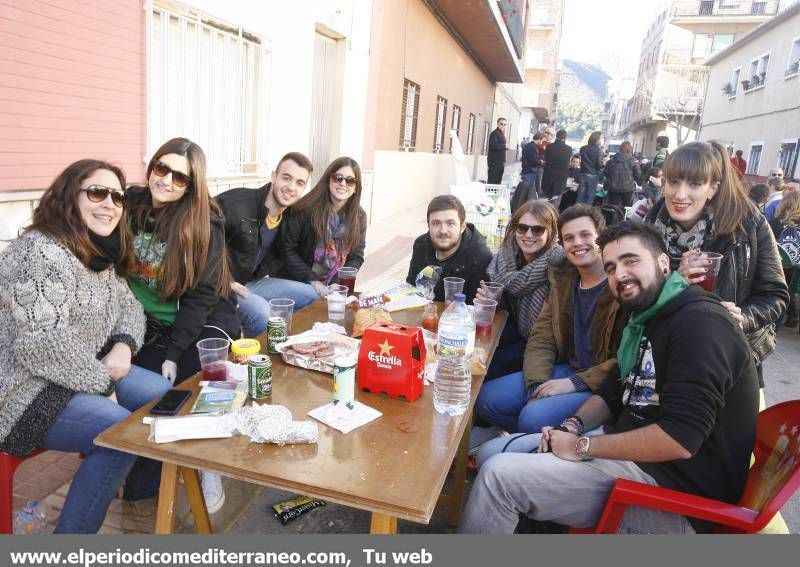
[464, 183, 511, 252]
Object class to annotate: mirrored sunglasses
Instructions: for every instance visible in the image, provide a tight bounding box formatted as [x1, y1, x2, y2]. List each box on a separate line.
[81, 185, 126, 208]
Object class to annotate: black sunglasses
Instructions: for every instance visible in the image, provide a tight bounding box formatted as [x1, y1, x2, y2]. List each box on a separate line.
[81, 185, 126, 208]
[152, 161, 192, 188]
[515, 222, 547, 236]
[330, 173, 357, 188]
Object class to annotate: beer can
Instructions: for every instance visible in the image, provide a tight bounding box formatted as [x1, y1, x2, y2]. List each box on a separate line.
[248, 354, 272, 399]
[267, 317, 288, 354]
[333, 356, 356, 410]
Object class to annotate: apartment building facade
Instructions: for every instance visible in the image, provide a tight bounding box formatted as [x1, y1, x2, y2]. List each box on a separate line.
[620, 0, 777, 157]
[699, 2, 800, 180]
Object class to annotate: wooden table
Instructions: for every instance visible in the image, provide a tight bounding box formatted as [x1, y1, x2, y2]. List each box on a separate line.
[96, 300, 507, 534]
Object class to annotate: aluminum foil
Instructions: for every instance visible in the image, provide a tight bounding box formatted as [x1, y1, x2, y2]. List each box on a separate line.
[275, 331, 360, 374]
[219, 404, 318, 446]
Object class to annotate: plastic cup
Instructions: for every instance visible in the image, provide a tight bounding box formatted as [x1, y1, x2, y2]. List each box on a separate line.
[196, 338, 230, 381]
[443, 277, 465, 306]
[482, 281, 504, 301]
[338, 267, 358, 296]
[327, 284, 348, 321]
[269, 298, 295, 335]
[473, 298, 498, 337]
[697, 252, 723, 293]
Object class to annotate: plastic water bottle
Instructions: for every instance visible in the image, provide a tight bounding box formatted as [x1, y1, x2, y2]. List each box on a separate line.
[434, 293, 475, 416]
[14, 500, 49, 534]
[436, 293, 475, 358]
[434, 355, 472, 416]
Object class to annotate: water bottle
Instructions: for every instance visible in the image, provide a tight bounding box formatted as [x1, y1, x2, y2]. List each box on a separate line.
[434, 355, 471, 416]
[434, 293, 475, 416]
[13, 500, 49, 534]
[436, 293, 475, 358]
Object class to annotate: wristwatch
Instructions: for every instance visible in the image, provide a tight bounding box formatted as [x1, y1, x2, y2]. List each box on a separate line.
[575, 436, 593, 461]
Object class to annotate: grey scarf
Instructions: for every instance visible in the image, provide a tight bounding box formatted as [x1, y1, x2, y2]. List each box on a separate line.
[487, 242, 564, 338]
[653, 205, 714, 258]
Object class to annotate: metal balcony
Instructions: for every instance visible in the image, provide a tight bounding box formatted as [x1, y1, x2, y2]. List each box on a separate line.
[671, 0, 777, 26]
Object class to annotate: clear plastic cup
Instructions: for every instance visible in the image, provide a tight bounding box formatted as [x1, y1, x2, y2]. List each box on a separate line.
[482, 281, 504, 301]
[269, 298, 295, 335]
[337, 267, 358, 296]
[443, 277, 465, 305]
[327, 284, 348, 321]
[196, 338, 230, 381]
[697, 252, 723, 293]
[473, 298, 498, 337]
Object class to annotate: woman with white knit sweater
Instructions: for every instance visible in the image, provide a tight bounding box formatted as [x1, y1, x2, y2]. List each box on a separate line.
[0, 160, 171, 533]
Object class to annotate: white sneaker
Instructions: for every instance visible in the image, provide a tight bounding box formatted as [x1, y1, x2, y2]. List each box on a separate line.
[199, 471, 226, 514]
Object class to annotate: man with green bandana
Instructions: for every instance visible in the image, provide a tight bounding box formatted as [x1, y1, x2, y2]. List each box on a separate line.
[460, 221, 759, 534]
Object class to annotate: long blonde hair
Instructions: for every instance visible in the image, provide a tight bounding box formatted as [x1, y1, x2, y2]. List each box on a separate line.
[776, 191, 800, 226]
[662, 140, 758, 236]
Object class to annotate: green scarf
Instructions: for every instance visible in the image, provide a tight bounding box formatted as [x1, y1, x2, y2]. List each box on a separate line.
[617, 272, 688, 381]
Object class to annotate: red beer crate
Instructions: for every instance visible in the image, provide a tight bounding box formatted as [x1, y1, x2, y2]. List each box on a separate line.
[357, 322, 427, 401]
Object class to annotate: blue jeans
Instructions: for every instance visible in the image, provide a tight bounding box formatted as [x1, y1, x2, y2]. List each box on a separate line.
[238, 277, 320, 337]
[475, 363, 592, 433]
[42, 365, 172, 533]
[577, 174, 598, 205]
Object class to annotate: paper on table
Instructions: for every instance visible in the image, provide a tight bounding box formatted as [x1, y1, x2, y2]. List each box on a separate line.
[146, 414, 233, 444]
[307, 401, 382, 434]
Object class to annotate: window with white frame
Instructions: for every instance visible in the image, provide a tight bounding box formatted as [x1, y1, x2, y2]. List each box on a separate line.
[712, 33, 734, 53]
[433, 96, 447, 153]
[692, 33, 710, 59]
[481, 121, 490, 155]
[779, 140, 799, 179]
[449, 105, 461, 153]
[399, 78, 420, 151]
[149, 4, 270, 175]
[747, 53, 769, 88]
[730, 67, 741, 95]
[747, 143, 763, 175]
[747, 58, 759, 87]
[466, 113, 476, 154]
[786, 38, 800, 77]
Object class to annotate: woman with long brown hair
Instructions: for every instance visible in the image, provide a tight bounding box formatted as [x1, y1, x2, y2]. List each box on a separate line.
[0, 160, 171, 532]
[127, 138, 240, 515]
[278, 156, 367, 297]
[645, 141, 787, 387]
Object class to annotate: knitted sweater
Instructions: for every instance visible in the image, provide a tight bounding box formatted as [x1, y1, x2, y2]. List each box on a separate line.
[0, 231, 146, 456]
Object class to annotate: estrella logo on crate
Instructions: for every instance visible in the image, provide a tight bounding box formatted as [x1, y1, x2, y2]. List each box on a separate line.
[367, 339, 402, 369]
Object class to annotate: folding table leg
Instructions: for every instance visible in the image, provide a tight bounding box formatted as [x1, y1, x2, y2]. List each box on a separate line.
[180, 466, 212, 534]
[370, 513, 397, 534]
[155, 462, 179, 534]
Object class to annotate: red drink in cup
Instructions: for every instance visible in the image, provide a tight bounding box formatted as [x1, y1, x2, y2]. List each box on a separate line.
[338, 267, 358, 296]
[421, 304, 439, 331]
[476, 322, 492, 336]
[698, 273, 717, 293]
[696, 252, 723, 293]
[202, 361, 228, 381]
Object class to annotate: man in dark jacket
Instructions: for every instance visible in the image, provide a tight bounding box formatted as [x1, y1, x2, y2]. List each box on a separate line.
[461, 221, 758, 534]
[487, 118, 509, 184]
[216, 152, 315, 336]
[603, 141, 641, 208]
[578, 131, 604, 205]
[541, 129, 573, 199]
[406, 195, 492, 303]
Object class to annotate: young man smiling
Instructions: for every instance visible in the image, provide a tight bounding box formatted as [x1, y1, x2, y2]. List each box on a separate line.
[461, 221, 758, 534]
[476, 204, 627, 434]
[406, 195, 492, 303]
[217, 152, 315, 336]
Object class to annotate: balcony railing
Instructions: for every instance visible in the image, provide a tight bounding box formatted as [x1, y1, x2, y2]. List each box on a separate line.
[671, 0, 778, 18]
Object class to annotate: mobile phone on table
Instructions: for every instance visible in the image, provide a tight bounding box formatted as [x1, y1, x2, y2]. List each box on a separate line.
[150, 389, 192, 415]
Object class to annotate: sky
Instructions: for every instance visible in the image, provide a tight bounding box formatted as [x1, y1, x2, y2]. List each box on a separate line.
[559, 0, 670, 77]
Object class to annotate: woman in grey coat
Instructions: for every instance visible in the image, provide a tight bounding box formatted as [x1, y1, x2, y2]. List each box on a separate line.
[0, 160, 171, 533]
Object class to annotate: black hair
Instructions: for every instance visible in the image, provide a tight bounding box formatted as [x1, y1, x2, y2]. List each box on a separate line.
[596, 220, 667, 259]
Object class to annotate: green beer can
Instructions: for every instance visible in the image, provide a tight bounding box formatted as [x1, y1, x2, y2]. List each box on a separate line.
[267, 316, 288, 354]
[248, 354, 272, 399]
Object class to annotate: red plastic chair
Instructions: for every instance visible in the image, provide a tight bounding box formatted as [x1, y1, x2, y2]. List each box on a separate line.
[573, 400, 800, 534]
[0, 449, 46, 534]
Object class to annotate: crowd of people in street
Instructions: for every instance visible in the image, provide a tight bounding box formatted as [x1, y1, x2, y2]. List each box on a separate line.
[0, 124, 796, 534]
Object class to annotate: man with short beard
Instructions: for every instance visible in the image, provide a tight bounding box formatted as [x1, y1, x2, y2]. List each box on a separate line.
[406, 195, 492, 303]
[217, 152, 315, 336]
[461, 221, 758, 534]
